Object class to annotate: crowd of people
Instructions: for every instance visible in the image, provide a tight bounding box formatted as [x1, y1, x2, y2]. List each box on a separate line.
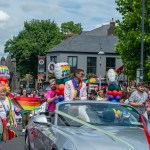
[46, 69, 150, 121]
[0, 68, 149, 149]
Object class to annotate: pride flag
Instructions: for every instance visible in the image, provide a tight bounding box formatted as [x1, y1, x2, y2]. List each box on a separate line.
[1, 118, 18, 142]
[12, 96, 46, 111]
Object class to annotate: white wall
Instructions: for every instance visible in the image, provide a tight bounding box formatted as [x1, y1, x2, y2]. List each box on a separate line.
[46, 52, 123, 80]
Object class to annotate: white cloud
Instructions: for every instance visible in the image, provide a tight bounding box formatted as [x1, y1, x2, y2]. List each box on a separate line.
[0, 0, 122, 55]
[0, 10, 9, 21]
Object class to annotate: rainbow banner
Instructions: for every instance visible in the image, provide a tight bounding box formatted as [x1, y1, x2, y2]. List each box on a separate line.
[12, 97, 46, 111]
[1, 118, 18, 142]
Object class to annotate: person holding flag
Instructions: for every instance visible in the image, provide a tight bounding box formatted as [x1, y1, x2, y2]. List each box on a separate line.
[20, 88, 30, 133]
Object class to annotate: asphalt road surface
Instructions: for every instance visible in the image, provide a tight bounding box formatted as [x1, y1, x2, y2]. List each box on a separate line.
[3, 125, 25, 150]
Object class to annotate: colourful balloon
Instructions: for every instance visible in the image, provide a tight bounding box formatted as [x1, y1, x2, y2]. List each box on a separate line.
[112, 99, 117, 102]
[108, 84, 114, 91]
[107, 90, 112, 95]
[59, 95, 64, 101]
[60, 90, 64, 96]
[58, 84, 64, 91]
[104, 93, 109, 98]
[109, 95, 114, 100]
[55, 99, 59, 104]
[112, 90, 118, 97]
[117, 91, 122, 96]
[114, 85, 120, 91]
[115, 96, 121, 101]
[90, 78, 96, 83]
[56, 89, 61, 96]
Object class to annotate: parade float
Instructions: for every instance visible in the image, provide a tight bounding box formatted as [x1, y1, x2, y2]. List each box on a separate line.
[106, 69, 122, 102]
[53, 62, 71, 104]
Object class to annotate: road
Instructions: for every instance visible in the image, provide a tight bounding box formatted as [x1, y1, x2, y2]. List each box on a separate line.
[3, 125, 25, 150]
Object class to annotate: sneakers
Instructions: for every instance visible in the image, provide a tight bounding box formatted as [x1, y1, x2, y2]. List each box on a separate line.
[22, 129, 26, 133]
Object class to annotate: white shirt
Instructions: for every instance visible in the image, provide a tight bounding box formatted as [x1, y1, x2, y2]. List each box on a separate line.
[64, 80, 87, 101]
[0, 99, 14, 119]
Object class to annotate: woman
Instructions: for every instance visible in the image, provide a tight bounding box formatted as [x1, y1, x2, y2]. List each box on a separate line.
[20, 88, 30, 132]
[0, 85, 17, 149]
[96, 89, 107, 101]
[46, 79, 59, 112]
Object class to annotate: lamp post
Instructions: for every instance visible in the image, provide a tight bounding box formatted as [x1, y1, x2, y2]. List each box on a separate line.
[98, 51, 105, 90]
[140, 0, 145, 82]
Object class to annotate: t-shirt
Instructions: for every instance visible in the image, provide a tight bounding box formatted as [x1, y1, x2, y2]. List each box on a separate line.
[129, 90, 148, 114]
[46, 90, 56, 112]
[0, 99, 14, 119]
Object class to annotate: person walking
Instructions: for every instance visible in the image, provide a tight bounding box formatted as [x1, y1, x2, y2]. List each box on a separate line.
[64, 69, 87, 101]
[129, 82, 148, 117]
[20, 88, 30, 132]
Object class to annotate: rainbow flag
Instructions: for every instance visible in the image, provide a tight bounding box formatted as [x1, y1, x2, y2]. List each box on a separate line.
[1, 118, 18, 142]
[12, 97, 46, 111]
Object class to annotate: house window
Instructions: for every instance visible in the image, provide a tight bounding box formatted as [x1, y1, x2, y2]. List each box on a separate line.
[106, 57, 116, 71]
[87, 57, 97, 74]
[68, 56, 77, 73]
[50, 56, 57, 63]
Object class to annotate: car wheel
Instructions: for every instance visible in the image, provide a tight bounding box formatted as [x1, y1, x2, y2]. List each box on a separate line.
[25, 135, 31, 150]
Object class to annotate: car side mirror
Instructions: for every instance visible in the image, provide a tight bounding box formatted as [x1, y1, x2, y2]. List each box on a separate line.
[33, 114, 48, 124]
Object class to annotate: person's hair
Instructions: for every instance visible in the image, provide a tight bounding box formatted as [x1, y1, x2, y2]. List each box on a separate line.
[74, 69, 84, 77]
[20, 88, 28, 96]
[49, 79, 56, 86]
[137, 82, 144, 87]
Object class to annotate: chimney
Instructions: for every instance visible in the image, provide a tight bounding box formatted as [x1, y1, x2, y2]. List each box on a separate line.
[107, 18, 115, 36]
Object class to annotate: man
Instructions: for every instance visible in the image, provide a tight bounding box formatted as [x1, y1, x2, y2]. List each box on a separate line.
[64, 69, 87, 101]
[129, 82, 148, 115]
[46, 79, 59, 112]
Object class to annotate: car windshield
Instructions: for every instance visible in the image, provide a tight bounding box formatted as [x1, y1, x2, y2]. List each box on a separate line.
[57, 102, 143, 127]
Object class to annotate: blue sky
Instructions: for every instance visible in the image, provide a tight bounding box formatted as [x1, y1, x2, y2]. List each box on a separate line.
[0, 0, 122, 56]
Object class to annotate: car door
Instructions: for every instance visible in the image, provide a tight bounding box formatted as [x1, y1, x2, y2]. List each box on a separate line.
[32, 113, 56, 150]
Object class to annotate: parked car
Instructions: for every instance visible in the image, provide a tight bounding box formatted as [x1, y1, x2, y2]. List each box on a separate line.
[25, 101, 150, 150]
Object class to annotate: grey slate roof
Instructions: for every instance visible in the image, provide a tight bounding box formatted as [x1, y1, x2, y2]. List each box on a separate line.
[81, 24, 110, 36]
[48, 35, 118, 54]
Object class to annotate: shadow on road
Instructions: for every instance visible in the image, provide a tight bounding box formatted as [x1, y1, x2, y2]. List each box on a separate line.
[3, 125, 25, 150]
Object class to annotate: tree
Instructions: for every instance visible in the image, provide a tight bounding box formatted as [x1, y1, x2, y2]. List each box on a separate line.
[61, 21, 83, 35]
[115, 0, 150, 80]
[5, 19, 63, 78]
[5, 20, 83, 79]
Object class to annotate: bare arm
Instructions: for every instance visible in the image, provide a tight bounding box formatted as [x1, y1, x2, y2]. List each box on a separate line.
[12, 111, 17, 128]
[129, 102, 144, 107]
[47, 96, 58, 103]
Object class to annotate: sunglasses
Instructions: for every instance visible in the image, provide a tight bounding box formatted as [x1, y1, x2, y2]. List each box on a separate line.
[81, 73, 85, 76]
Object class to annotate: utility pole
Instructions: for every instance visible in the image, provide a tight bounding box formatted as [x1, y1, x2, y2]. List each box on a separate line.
[140, 0, 145, 82]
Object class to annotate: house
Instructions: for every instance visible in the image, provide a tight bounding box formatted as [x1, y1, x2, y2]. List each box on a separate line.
[46, 19, 123, 81]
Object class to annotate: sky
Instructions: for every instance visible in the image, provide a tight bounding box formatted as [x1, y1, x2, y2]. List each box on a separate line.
[0, 0, 122, 56]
